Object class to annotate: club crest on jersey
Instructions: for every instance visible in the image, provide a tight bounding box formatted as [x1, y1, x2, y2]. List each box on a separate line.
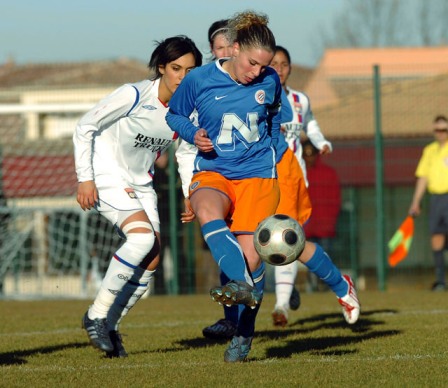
[125, 188, 137, 199]
[255, 90, 265, 104]
[190, 181, 200, 191]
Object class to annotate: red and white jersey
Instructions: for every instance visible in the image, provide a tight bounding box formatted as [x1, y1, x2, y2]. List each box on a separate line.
[283, 86, 332, 184]
[74, 79, 178, 191]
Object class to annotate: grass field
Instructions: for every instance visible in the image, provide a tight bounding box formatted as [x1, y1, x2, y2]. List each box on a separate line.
[1, 290, 447, 387]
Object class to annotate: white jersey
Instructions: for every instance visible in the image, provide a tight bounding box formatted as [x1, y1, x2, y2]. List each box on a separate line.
[74, 79, 178, 191]
[282, 86, 332, 184]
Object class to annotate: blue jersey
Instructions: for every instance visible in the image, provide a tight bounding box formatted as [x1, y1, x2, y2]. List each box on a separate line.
[166, 60, 282, 180]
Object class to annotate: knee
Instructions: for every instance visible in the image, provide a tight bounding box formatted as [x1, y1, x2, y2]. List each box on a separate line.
[431, 234, 445, 251]
[123, 221, 156, 256]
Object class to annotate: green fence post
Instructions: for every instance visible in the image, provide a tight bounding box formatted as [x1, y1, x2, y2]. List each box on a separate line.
[186, 222, 195, 293]
[373, 64, 387, 291]
[168, 146, 179, 294]
[79, 210, 89, 297]
[348, 187, 358, 281]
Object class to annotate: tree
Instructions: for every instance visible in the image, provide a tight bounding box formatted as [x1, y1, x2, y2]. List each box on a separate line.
[320, 0, 448, 50]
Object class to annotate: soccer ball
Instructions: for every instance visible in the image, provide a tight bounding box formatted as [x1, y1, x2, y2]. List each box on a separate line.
[254, 214, 306, 266]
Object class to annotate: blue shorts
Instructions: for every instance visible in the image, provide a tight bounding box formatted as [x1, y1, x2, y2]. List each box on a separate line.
[429, 194, 448, 234]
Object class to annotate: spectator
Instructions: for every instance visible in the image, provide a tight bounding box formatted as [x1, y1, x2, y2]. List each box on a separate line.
[302, 140, 342, 291]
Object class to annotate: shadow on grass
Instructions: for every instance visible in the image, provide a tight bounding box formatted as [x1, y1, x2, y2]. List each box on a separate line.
[0, 342, 88, 366]
[263, 329, 401, 359]
[167, 308, 401, 361]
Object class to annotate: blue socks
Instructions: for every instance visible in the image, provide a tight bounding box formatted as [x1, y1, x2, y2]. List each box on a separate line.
[305, 243, 348, 298]
[202, 220, 249, 282]
[237, 262, 265, 337]
[202, 220, 265, 337]
[220, 271, 239, 324]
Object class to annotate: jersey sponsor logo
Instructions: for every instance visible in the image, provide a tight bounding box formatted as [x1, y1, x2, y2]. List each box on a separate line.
[142, 104, 157, 110]
[215, 95, 227, 100]
[134, 133, 172, 151]
[216, 113, 260, 150]
[255, 90, 265, 104]
[125, 188, 138, 199]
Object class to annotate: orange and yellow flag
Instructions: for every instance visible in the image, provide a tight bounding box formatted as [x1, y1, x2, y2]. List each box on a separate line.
[388, 215, 414, 267]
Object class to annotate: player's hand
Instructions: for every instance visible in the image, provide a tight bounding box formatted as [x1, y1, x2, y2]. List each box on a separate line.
[77, 180, 98, 211]
[320, 144, 331, 155]
[194, 129, 214, 153]
[181, 198, 196, 223]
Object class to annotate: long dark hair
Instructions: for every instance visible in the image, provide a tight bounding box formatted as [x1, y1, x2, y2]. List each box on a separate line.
[275, 45, 291, 65]
[148, 35, 202, 80]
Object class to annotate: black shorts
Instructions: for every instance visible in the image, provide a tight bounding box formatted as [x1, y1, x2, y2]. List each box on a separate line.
[429, 194, 448, 234]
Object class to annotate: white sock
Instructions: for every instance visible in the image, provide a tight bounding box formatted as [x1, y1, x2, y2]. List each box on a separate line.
[107, 269, 155, 331]
[274, 260, 299, 309]
[88, 233, 154, 320]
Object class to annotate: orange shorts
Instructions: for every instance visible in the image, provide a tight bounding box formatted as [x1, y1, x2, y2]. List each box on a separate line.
[189, 171, 280, 234]
[276, 147, 312, 225]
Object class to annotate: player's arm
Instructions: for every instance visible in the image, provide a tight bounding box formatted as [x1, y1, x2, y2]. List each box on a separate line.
[166, 75, 201, 145]
[302, 95, 332, 154]
[409, 176, 428, 216]
[268, 74, 283, 147]
[175, 139, 197, 223]
[306, 119, 332, 154]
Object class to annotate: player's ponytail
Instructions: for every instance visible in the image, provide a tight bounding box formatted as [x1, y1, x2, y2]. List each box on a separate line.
[227, 10, 275, 53]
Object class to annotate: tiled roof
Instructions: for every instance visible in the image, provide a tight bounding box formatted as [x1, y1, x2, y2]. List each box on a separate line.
[0, 58, 150, 89]
[315, 71, 448, 140]
[316, 47, 448, 76]
[288, 64, 314, 91]
[306, 46, 448, 109]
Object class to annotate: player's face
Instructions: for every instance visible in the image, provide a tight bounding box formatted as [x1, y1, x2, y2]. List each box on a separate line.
[433, 122, 448, 144]
[231, 44, 274, 85]
[211, 33, 233, 59]
[270, 50, 291, 86]
[158, 52, 197, 104]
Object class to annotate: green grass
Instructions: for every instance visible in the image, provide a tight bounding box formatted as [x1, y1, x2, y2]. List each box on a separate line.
[1, 290, 447, 387]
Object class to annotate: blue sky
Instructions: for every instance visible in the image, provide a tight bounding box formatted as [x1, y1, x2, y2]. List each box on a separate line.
[0, 0, 344, 67]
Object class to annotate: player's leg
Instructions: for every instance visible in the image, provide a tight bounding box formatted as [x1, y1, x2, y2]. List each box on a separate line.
[200, 173, 238, 340]
[273, 148, 310, 326]
[189, 173, 254, 298]
[202, 270, 238, 340]
[83, 208, 156, 352]
[429, 195, 447, 291]
[298, 241, 360, 324]
[222, 177, 279, 362]
[273, 260, 300, 327]
[82, 183, 158, 353]
[104, 231, 159, 358]
[105, 189, 162, 357]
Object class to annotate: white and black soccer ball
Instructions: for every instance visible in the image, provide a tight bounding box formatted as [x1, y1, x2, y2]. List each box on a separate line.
[254, 214, 306, 266]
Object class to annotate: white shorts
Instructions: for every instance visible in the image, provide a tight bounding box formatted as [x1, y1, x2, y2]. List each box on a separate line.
[94, 176, 160, 233]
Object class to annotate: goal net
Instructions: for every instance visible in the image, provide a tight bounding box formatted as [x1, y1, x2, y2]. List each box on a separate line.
[0, 103, 123, 299]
